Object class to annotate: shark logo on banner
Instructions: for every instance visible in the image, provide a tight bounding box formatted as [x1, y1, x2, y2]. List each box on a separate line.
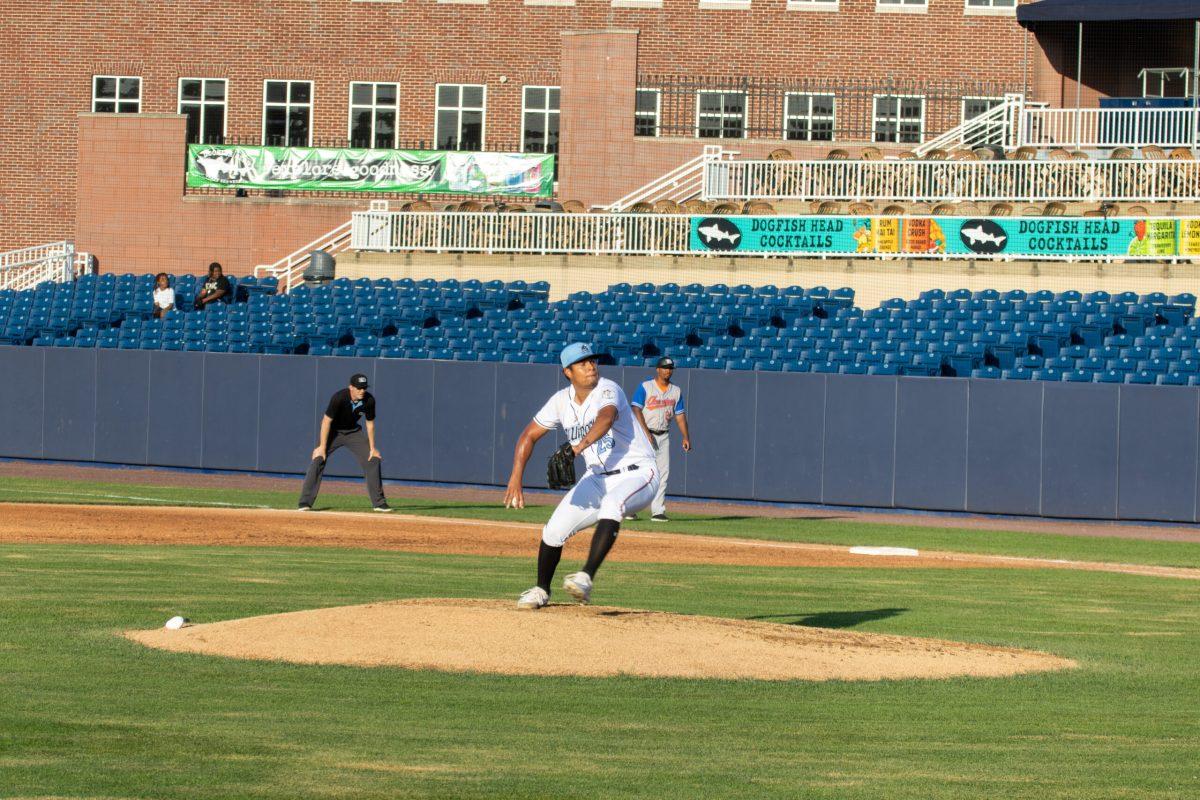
[958, 219, 1009, 254]
[696, 217, 743, 251]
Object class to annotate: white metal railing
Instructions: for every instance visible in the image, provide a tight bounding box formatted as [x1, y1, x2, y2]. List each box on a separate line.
[1022, 107, 1200, 150]
[350, 210, 1195, 262]
[0, 241, 76, 292]
[253, 219, 354, 292]
[606, 145, 731, 211]
[704, 158, 1200, 203]
[914, 93, 1022, 157]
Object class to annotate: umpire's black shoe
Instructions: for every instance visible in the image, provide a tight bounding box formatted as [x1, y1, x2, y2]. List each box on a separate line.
[374, 503, 393, 513]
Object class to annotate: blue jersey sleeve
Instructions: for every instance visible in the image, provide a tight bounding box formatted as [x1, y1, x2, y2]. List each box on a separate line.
[675, 391, 686, 415]
[630, 382, 647, 408]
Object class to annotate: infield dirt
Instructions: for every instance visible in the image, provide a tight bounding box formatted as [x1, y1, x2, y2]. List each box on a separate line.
[3, 503, 1199, 579]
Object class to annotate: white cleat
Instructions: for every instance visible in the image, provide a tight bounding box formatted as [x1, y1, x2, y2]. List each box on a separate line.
[297, 505, 311, 512]
[562, 572, 593, 604]
[516, 586, 549, 610]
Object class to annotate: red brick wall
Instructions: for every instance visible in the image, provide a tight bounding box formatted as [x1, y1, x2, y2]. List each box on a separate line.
[76, 114, 353, 276]
[5, 0, 1039, 252]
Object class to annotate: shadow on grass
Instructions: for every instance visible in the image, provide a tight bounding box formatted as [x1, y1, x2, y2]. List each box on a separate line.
[747, 608, 908, 629]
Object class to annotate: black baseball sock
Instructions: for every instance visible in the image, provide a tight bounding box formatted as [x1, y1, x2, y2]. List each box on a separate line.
[581, 519, 620, 578]
[536, 541, 563, 592]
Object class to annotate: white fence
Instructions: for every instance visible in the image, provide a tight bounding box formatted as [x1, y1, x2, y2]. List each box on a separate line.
[0, 241, 76, 291]
[703, 159, 1200, 203]
[1022, 107, 1200, 150]
[353, 210, 692, 256]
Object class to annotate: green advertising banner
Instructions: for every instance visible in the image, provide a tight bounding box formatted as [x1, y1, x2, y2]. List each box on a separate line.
[186, 144, 554, 196]
[690, 216, 1196, 259]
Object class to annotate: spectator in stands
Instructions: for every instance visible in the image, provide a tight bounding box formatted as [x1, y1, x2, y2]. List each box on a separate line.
[194, 262, 231, 310]
[152, 272, 175, 318]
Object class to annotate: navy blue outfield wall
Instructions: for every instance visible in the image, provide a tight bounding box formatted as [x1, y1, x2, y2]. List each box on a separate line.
[2, 345, 1199, 523]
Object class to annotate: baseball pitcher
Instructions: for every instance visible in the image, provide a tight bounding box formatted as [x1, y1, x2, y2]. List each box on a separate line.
[503, 342, 659, 610]
[630, 356, 692, 521]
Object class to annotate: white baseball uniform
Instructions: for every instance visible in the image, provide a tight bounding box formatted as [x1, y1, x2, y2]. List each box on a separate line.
[631, 379, 685, 516]
[533, 377, 659, 547]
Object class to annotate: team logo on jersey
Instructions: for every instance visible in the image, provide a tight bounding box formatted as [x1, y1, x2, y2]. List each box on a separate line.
[696, 217, 743, 251]
[958, 219, 1008, 254]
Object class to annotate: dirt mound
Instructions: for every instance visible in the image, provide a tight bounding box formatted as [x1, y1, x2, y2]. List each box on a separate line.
[125, 599, 1075, 682]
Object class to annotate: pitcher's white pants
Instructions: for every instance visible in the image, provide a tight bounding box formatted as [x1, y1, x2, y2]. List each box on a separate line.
[542, 464, 659, 547]
[650, 432, 670, 516]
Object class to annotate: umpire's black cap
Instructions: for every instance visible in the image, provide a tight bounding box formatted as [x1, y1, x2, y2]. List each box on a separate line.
[350, 373, 369, 389]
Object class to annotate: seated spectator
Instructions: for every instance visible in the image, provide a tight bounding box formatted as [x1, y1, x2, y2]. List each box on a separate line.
[194, 262, 231, 310]
[152, 272, 175, 318]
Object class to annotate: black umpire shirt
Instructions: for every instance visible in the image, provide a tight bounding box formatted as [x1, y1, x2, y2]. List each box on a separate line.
[326, 388, 376, 432]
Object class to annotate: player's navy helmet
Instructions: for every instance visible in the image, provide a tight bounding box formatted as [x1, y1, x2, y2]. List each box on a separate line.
[559, 342, 596, 368]
[656, 357, 676, 369]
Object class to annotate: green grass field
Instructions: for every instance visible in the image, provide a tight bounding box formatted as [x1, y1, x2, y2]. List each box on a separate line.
[2, 477, 1199, 798]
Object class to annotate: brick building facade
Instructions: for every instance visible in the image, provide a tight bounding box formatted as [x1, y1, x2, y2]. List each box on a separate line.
[3, 0, 1192, 272]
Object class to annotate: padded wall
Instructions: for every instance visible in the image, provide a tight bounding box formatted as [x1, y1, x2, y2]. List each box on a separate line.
[4, 345, 1199, 523]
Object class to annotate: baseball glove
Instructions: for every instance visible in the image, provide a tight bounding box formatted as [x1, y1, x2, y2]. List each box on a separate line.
[547, 443, 577, 490]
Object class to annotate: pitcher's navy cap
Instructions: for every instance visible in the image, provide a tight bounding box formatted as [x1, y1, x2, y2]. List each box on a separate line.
[559, 342, 596, 369]
[656, 357, 676, 369]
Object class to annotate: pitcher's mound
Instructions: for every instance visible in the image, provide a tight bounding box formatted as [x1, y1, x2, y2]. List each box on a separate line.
[125, 599, 1074, 682]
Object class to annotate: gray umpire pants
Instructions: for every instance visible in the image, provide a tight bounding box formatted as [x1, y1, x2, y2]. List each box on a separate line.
[298, 427, 386, 508]
[650, 431, 670, 516]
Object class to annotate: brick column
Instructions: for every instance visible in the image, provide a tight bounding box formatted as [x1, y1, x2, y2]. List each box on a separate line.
[559, 29, 640, 207]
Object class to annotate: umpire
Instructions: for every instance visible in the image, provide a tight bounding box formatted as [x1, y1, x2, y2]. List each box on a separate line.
[298, 373, 391, 512]
[630, 356, 692, 521]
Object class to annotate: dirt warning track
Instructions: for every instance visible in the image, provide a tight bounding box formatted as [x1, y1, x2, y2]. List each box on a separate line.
[1, 503, 1197, 580]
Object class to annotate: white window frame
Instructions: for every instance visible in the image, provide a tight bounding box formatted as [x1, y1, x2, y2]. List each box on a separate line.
[961, 96, 1006, 145]
[521, 86, 560, 154]
[261, 80, 314, 147]
[634, 89, 661, 137]
[964, 0, 1015, 15]
[347, 82, 400, 149]
[787, 0, 838, 10]
[876, 0, 927, 13]
[178, 78, 228, 144]
[872, 94, 925, 144]
[695, 90, 747, 140]
[92, 75, 141, 113]
[434, 83, 487, 151]
[783, 92, 836, 142]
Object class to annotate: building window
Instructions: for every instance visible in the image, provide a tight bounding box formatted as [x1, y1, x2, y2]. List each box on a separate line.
[873, 95, 924, 144]
[962, 97, 1005, 145]
[696, 91, 746, 139]
[787, 0, 838, 9]
[635, 89, 661, 137]
[877, 0, 926, 10]
[435, 84, 486, 150]
[784, 93, 835, 141]
[262, 80, 313, 147]
[522, 86, 560, 156]
[179, 78, 227, 144]
[349, 82, 399, 149]
[965, 0, 1014, 10]
[92, 76, 141, 113]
